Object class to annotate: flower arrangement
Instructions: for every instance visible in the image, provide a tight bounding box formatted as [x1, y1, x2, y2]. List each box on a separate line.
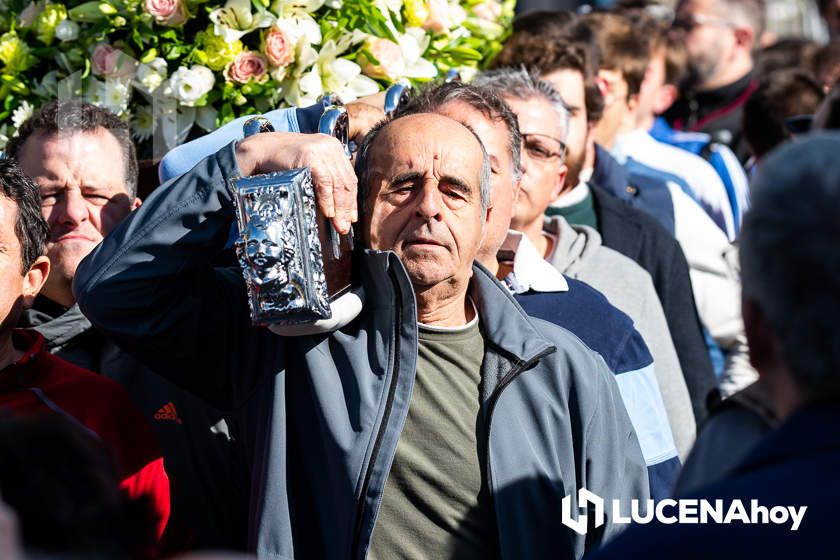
[0, 0, 514, 157]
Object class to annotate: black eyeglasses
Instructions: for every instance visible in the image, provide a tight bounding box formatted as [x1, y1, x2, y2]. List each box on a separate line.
[522, 133, 567, 162]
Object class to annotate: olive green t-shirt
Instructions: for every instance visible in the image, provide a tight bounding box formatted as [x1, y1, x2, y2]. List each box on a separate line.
[368, 318, 496, 559]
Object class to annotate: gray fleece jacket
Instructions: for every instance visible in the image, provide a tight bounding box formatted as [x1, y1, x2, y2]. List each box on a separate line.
[545, 216, 696, 458]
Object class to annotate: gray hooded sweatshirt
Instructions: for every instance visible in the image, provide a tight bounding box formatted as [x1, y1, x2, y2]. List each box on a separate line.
[545, 216, 696, 457]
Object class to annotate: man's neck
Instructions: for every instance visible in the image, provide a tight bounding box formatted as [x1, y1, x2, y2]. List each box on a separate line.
[0, 332, 23, 372]
[415, 282, 474, 327]
[698, 62, 753, 93]
[517, 218, 550, 259]
[477, 253, 501, 279]
[634, 110, 656, 132]
[40, 279, 76, 309]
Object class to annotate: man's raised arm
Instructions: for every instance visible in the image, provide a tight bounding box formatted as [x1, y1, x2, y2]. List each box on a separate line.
[74, 132, 356, 410]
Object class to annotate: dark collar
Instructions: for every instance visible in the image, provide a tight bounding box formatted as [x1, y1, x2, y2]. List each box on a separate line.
[692, 70, 755, 109]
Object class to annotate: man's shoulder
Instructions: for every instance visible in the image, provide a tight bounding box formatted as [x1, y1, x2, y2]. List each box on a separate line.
[515, 280, 646, 374]
[521, 314, 614, 383]
[33, 346, 137, 406]
[592, 186, 682, 255]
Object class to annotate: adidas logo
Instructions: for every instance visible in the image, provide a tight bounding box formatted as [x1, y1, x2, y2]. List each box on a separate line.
[154, 402, 182, 424]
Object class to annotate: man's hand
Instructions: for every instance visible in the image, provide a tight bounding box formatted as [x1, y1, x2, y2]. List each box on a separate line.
[346, 98, 386, 145]
[235, 132, 358, 234]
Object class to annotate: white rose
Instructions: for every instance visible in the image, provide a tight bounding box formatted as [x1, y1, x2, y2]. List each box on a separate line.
[100, 79, 131, 115]
[54, 19, 79, 42]
[136, 57, 168, 93]
[167, 65, 215, 106]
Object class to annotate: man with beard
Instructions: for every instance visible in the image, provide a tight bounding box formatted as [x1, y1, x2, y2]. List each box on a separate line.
[665, 0, 765, 162]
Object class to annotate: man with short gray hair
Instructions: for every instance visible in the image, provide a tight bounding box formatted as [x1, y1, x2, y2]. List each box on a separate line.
[75, 107, 648, 559]
[475, 68, 692, 463]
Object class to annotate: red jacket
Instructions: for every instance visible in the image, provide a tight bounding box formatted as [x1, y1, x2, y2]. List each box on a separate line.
[0, 329, 171, 538]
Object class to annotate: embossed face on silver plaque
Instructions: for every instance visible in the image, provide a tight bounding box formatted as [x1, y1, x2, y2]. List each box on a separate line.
[231, 168, 332, 326]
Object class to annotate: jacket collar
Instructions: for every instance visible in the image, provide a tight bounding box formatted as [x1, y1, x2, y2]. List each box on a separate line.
[18, 297, 92, 348]
[542, 215, 602, 276]
[499, 231, 568, 294]
[357, 248, 555, 366]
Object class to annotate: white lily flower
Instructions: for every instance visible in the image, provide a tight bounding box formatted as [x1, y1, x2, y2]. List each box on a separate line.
[399, 27, 437, 79]
[271, 0, 324, 46]
[278, 35, 320, 105]
[55, 19, 80, 42]
[210, 0, 275, 44]
[284, 32, 378, 106]
[361, 27, 436, 81]
[11, 100, 34, 129]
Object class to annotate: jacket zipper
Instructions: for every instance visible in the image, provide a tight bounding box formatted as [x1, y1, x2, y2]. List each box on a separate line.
[351, 268, 404, 559]
[483, 347, 555, 494]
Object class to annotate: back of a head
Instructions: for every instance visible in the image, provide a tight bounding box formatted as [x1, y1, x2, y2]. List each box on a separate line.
[393, 80, 522, 181]
[473, 67, 571, 145]
[812, 80, 840, 131]
[582, 11, 652, 97]
[4, 100, 139, 199]
[494, 10, 599, 72]
[0, 414, 153, 559]
[490, 10, 605, 123]
[743, 69, 824, 158]
[0, 158, 49, 276]
[755, 38, 820, 79]
[740, 132, 840, 399]
[714, 0, 767, 46]
[812, 40, 840, 91]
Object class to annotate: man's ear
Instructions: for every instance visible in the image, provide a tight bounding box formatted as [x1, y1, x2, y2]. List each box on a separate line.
[653, 84, 679, 116]
[627, 92, 640, 113]
[595, 71, 614, 107]
[21, 256, 50, 310]
[512, 178, 523, 204]
[551, 163, 569, 201]
[131, 197, 142, 210]
[734, 25, 756, 51]
[742, 295, 781, 375]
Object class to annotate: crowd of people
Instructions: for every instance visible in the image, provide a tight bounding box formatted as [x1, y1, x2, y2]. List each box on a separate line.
[1, 0, 839, 558]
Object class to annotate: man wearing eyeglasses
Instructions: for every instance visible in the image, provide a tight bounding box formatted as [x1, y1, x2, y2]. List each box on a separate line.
[471, 72, 686, 468]
[664, 0, 765, 163]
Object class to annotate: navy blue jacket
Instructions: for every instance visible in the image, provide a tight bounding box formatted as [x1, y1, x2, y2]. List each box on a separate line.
[591, 402, 840, 559]
[516, 280, 681, 499]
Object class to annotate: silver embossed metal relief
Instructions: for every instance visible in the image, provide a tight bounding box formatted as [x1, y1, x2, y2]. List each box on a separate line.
[231, 167, 332, 326]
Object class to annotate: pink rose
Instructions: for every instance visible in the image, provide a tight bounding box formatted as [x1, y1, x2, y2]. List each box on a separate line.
[471, 1, 501, 22]
[144, 0, 187, 26]
[360, 38, 405, 80]
[423, 0, 450, 33]
[226, 51, 269, 84]
[91, 44, 136, 79]
[263, 26, 295, 68]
